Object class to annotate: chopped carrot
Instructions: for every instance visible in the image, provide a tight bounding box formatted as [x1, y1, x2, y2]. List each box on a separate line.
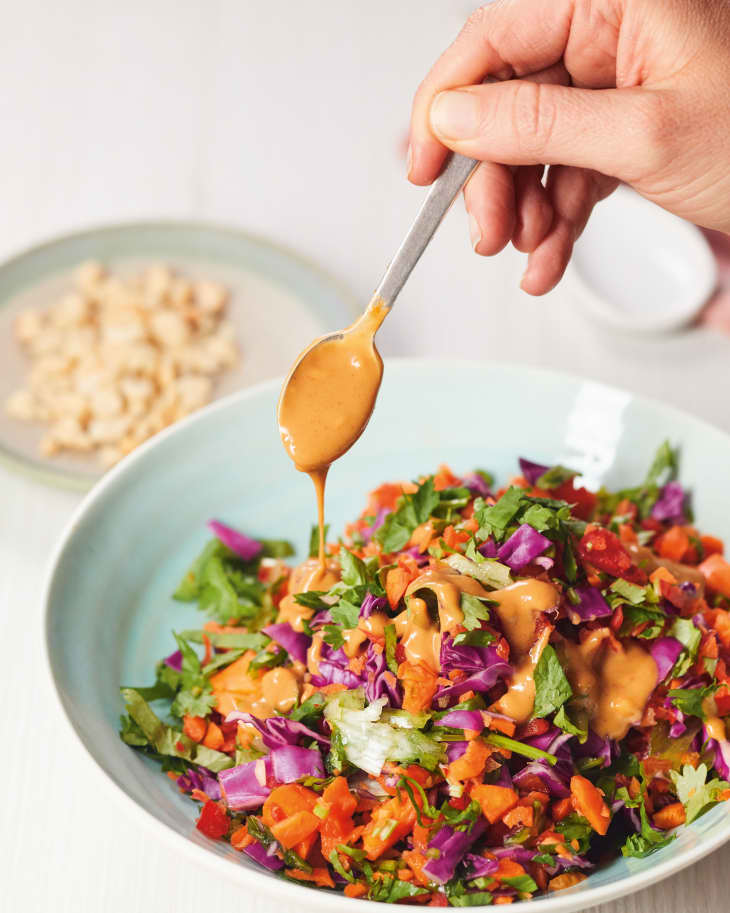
[202, 720, 224, 750]
[386, 567, 416, 608]
[398, 662, 439, 713]
[618, 523, 638, 545]
[643, 757, 672, 776]
[202, 632, 212, 665]
[552, 797, 573, 821]
[649, 566, 677, 587]
[548, 873, 588, 892]
[658, 526, 690, 562]
[471, 784, 519, 824]
[701, 535, 724, 557]
[652, 802, 686, 830]
[183, 715, 207, 742]
[502, 805, 534, 829]
[401, 849, 433, 887]
[361, 793, 416, 860]
[448, 739, 490, 781]
[344, 883, 367, 898]
[263, 784, 318, 828]
[700, 554, 730, 598]
[434, 465, 459, 490]
[230, 826, 253, 850]
[483, 712, 516, 737]
[570, 776, 611, 835]
[271, 810, 320, 849]
[285, 867, 335, 888]
[492, 859, 526, 880]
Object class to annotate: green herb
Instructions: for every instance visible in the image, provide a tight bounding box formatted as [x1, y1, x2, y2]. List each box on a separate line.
[249, 647, 286, 674]
[385, 624, 398, 674]
[646, 440, 678, 487]
[369, 876, 427, 904]
[619, 603, 667, 639]
[621, 799, 676, 857]
[120, 688, 233, 772]
[173, 539, 222, 601]
[259, 538, 295, 558]
[170, 632, 217, 718]
[323, 624, 345, 649]
[326, 727, 347, 774]
[667, 684, 718, 720]
[554, 814, 594, 854]
[610, 578, 650, 606]
[374, 477, 439, 553]
[292, 590, 329, 610]
[328, 849, 354, 882]
[502, 874, 538, 893]
[460, 593, 493, 631]
[444, 553, 512, 589]
[289, 692, 326, 724]
[309, 523, 329, 558]
[453, 629, 496, 647]
[554, 705, 588, 742]
[668, 617, 702, 676]
[178, 629, 268, 650]
[330, 597, 361, 629]
[484, 732, 558, 765]
[532, 645, 573, 719]
[339, 546, 369, 587]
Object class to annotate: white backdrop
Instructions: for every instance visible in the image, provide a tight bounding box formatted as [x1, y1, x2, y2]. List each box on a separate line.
[1, 3, 729, 912]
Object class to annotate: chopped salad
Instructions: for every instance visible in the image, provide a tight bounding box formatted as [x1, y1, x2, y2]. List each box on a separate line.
[121, 444, 730, 905]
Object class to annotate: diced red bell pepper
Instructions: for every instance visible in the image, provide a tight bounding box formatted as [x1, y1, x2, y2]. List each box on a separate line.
[196, 800, 230, 839]
[578, 527, 632, 577]
[553, 479, 597, 521]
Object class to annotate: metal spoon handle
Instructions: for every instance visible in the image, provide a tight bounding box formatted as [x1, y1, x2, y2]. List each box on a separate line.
[372, 153, 479, 309]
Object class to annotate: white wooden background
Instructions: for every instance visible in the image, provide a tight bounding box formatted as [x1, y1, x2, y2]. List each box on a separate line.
[1, 3, 729, 911]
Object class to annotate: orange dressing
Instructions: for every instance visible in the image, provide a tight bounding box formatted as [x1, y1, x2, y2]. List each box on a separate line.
[277, 297, 388, 565]
[559, 629, 658, 739]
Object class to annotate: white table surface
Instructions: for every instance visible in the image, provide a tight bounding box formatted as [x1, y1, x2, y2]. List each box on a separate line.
[2, 2, 729, 911]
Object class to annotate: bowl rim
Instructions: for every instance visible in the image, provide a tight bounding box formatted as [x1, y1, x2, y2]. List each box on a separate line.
[0, 217, 359, 491]
[43, 357, 730, 911]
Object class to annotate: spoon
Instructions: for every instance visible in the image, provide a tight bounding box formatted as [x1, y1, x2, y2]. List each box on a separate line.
[277, 151, 479, 561]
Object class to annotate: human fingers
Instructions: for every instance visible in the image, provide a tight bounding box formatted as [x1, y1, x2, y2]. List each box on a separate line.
[409, 0, 575, 185]
[463, 161, 516, 256]
[521, 165, 618, 295]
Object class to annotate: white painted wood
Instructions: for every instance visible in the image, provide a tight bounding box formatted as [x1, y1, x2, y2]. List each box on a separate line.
[1, 2, 729, 911]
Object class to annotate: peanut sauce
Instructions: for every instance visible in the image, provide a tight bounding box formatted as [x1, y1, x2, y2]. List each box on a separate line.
[277, 297, 388, 565]
[558, 629, 658, 739]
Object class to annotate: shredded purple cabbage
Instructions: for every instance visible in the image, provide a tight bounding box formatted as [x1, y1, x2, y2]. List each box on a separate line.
[360, 591, 388, 619]
[441, 637, 501, 675]
[497, 523, 551, 572]
[422, 819, 487, 884]
[462, 473, 492, 498]
[513, 759, 570, 798]
[651, 481, 687, 524]
[703, 725, 730, 779]
[225, 711, 329, 748]
[446, 741, 469, 763]
[440, 709, 484, 732]
[207, 519, 262, 561]
[262, 622, 311, 665]
[519, 458, 549, 486]
[243, 839, 284, 870]
[650, 637, 683, 683]
[164, 649, 183, 671]
[270, 745, 324, 782]
[567, 585, 612, 623]
[218, 758, 270, 810]
[363, 641, 401, 706]
[434, 648, 511, 708]
[478, 539, 498, 559]
[362, 507, 390, 543]
[310, 644, 363, 690]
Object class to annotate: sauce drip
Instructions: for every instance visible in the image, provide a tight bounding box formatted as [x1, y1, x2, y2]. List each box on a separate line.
[277, 556, 341, 632]
[277, 297, 388, 565]
[559, 629, 658, 739]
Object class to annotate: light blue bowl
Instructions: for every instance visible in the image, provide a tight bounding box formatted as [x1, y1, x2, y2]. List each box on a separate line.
[45, 359, 730, 911]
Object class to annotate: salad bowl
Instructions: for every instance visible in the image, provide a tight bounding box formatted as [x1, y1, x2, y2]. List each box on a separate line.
[44, 358, 730, 911]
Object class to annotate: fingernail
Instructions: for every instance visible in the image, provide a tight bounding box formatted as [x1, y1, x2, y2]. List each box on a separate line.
[468, 212, 481, 252]
[406, 143, 413, 178]
[430, 90, 480, 140]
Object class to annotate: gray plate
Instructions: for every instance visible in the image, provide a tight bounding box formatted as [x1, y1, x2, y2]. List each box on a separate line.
[0, 221, 357, 489]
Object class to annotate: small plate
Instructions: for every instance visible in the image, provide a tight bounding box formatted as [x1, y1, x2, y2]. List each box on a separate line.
[566, 185, 717, 333]
[0, 221, 357, 489]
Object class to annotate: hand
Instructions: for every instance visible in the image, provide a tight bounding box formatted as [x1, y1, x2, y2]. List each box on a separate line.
[408, 0, 730, 295]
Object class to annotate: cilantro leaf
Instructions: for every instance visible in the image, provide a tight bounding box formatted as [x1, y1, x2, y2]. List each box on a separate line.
[668, 617, 702, 676]
[323, 624, 345, 649]
[645, 440, 678, 487]
[374, 478, 439, 553]
[385, 623, 398, 674]
[453, 629, 496, 647]
[178, 628, 268, 650]
[670, 762, 729, 824]
[554, 705, 588, 742]
[308, 524, 329, 558]
[667, 684, 718, 720]
[338, 547, 369, 587]
[329, 597, 361, 629]
[621, 794, 675, 857]
[460, 593, 492, 631]
[532, 645, 573, 719]
[369, 876, 427, 904]
[475, 487, 525, 541]
[172, 687, 217, 717]
[502, 874, 538, 893]
[289, 692, 326, 724]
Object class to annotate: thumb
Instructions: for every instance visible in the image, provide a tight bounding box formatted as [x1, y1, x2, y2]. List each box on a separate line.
[429, 81, 667, 183]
